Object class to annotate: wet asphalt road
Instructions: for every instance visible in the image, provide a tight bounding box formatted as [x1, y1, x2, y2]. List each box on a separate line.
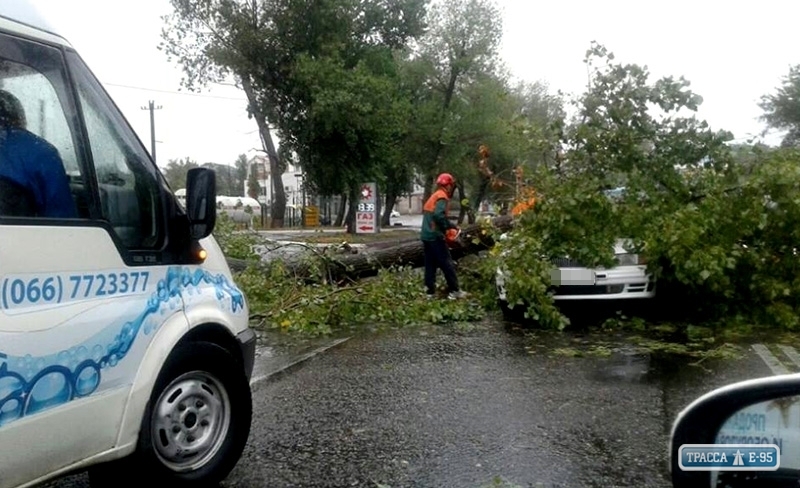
[222, 322, 772, 488]
[46, 318, 777, 488]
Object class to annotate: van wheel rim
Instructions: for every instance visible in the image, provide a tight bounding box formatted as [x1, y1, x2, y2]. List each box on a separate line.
[151, 371, 231, 472]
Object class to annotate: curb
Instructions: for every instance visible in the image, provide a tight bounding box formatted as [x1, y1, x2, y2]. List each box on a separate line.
[249, 337, 351, 387]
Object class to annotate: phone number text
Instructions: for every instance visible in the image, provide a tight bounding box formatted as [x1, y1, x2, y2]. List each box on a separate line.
[2, 271, 150, 310]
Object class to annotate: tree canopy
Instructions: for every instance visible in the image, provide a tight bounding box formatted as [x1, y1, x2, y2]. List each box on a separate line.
[160, 0, 565, 230]
[160, 1, 800, 334]
[488, 44, 800, 331]
[160, 156, 199, 190]
[760, 64, 800, 147]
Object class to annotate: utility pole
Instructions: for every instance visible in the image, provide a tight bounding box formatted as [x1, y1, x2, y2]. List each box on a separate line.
[141, 100, 162, 164]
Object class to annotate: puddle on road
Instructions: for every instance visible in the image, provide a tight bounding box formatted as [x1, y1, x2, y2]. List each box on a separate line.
[501, 314, 748, 389]
[580, 347, 712, 387]
[591, 351, 651, 383]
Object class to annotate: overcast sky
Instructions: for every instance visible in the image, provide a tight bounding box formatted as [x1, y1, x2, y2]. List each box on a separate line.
[27, 0, 799, 169]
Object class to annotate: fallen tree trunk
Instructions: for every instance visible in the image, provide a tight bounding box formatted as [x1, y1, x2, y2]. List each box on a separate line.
[226, 215, 514, 282]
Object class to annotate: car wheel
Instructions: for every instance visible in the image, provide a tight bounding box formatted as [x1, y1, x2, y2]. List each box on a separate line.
[89, 342, 252, 487]
[498, 299, 527, 324]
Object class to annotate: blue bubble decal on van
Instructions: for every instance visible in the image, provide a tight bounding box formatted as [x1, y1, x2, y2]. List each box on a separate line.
[0, 266, 244, 427]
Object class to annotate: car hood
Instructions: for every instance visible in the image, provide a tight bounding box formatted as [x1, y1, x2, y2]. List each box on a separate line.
[497, 234, 636, 258]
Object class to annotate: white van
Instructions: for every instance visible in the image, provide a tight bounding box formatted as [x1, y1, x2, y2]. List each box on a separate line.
[0, 3, 254, 487]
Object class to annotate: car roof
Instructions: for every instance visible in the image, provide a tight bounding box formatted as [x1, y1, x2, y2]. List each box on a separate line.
[0, 0, 72, 47]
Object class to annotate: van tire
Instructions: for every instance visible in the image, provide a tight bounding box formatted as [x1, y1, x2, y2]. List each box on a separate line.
[89, 342, 252, 487]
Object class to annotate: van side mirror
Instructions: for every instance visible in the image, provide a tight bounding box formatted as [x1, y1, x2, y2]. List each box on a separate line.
[185, 167, 216, 240]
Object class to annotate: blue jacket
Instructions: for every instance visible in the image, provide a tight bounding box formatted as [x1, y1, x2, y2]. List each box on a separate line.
[0, 128, 77, 218]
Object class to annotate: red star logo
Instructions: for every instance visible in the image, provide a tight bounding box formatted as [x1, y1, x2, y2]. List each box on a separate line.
[361, 185, 373, 200]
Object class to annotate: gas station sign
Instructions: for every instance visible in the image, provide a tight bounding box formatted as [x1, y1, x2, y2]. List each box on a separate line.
[356, 182, 378, 234]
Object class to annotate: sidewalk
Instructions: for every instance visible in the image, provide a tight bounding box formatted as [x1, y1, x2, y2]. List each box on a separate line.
[251, 214, 424, 236]
[249, 331, 352, 387]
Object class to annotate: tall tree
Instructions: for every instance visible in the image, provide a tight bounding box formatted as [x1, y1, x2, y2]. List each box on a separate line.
[161, 0, 290, 226]
[507, 80, 566, 173]
[405, 0, 503, 201]
[386, 0, 563, 224]
[247, 163, 261, 200]
[202, 162, 237, 195]
[759, 65, 800, 148]
[435, 72, 564, 223]
[161, 0, 427, 231]
[234, 153, 249, 196]
[160, 157, 198, 190]
[293, 50, 415, 232]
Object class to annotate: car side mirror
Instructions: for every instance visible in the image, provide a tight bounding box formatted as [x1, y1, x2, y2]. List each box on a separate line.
[670, 374, 800, 487]
[185, 167, 216, 240]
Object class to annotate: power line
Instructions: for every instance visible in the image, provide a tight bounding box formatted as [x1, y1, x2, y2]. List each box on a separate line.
[104, 82, 247, 101]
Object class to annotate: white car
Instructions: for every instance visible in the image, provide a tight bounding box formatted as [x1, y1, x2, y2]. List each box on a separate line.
[496, 238, 656, 316]
[0, 4, 253, 487]
[496, 185, 656, 317]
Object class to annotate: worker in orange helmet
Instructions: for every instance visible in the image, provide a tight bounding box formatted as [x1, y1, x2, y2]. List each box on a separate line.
[420, 172, 467, 299]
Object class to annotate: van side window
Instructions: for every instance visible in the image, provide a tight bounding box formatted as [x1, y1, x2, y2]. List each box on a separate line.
[65, 51, 164, 250]
[0, 34, 86, 219]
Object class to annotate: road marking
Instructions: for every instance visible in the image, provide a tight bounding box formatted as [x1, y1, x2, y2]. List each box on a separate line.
[249, 337, 351, 386]
[752, 344, 790, 375]
[777, 345, 800, 369]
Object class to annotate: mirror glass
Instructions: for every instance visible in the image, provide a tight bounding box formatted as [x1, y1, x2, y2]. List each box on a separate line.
[711, 395, 800, 486]
[186, 168, 216, 239]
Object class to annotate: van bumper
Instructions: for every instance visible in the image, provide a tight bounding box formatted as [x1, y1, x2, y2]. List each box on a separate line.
[236, 328, 257, 380]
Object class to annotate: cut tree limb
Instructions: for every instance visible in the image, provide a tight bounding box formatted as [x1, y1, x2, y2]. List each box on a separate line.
[226, 215, 514, 282]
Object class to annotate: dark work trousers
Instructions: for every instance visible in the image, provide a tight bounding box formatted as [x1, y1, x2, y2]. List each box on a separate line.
[423, 238, 460, 295]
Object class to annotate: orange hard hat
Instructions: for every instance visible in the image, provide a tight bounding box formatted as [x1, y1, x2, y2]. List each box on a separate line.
[436, 173, 455, 186]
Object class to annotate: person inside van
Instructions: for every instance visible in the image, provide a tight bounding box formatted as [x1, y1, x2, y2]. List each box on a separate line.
[0, 89, 77, 218]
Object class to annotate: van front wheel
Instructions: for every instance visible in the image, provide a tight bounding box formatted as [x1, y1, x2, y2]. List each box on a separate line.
[140, 342, 252, 484]
[91, 342, 252, 486]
